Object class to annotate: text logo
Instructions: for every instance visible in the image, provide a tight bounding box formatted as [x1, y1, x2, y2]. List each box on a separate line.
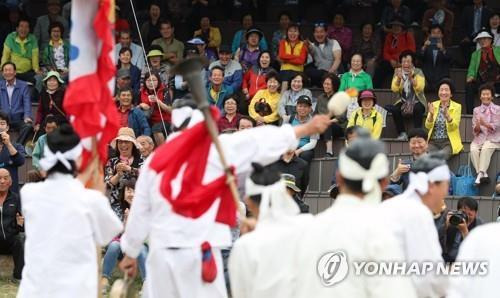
[317, 250, 349, 286]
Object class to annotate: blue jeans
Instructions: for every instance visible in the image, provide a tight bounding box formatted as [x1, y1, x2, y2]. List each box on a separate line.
[102, 240, 148, 281]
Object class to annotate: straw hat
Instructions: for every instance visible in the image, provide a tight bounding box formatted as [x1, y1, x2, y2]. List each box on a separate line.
[111, 127, 139, 149]
[147, 49, 164, 58]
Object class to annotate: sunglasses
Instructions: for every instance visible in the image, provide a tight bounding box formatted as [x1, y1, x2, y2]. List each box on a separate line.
[314, 22, 327, 28]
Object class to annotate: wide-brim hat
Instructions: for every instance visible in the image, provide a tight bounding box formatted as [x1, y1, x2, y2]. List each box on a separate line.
[473, 29, 493, 42]
[245, 28, 263, 40]
[281, 173, 301, 192]
[43, 70, 64, 84]
[111, 127, 139, 149]
[357, 89, 377, 106]
[389, 19, 405, 28]
[187, 37, 206, 45]
[147, 49, 164, 58]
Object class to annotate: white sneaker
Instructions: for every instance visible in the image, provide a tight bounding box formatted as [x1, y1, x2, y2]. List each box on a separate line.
[396, 132, 408, 141]
[475, 172, 483, 185]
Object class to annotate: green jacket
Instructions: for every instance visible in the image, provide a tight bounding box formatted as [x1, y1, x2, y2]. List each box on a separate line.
[466, 46, 500, 80]
[1, 32, 40, 73]
[42, 39, 70, 70]
[338, 70, 373, 92]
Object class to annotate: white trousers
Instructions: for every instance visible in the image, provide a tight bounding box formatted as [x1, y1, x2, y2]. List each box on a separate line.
[470, 141, 500, 173]
[142, 247, 227, 298]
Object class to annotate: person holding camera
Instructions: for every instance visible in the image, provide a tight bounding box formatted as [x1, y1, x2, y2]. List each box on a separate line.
[442, 197, 484, 263]
[0, 111, 25, 195]
[419, 24, 451, 91]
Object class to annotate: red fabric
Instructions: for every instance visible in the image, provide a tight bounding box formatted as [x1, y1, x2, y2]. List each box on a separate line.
[217, 114, 241, 133]
[64, 0, 120, 168]
[149, 107, 237, 227]
[242, 68, 267, 100]
[278, 40, 308, 65]
[201, 241, 217, 283]
[140, 85, 171, 124]
[382, 32, 416, 62]
[118, 107, 131, 128]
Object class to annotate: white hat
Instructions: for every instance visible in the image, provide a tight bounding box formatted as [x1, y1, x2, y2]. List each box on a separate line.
[473, 30, 493, 42]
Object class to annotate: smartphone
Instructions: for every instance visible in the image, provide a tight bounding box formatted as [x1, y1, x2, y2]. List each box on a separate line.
[430, 37, 439, 46]
[401, 159, 412, 168]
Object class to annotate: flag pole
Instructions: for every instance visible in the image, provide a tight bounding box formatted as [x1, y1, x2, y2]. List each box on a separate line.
[171, 58, 243, 217]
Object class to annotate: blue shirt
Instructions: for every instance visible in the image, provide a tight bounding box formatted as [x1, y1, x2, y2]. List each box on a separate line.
[0, 141, 25, 194]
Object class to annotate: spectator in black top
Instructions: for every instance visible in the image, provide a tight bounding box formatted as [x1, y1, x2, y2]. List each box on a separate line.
[0, 168, 24, 280]
[140, 2, 162, 46]
[443, 197, 484, 262]
[268, 149, 308, 198]
[381, 0, 412, 33]
[0, 111, 25, 195]
[420, 24, 451, 91]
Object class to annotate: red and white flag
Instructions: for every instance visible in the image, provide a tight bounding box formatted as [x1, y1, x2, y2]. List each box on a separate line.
[149, 108, 237, 227]
[63, 0, 119, 169]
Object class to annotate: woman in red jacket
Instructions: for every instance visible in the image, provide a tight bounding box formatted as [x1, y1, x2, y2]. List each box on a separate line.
[139, 72, 172, 146]
[241, 51, 275, 114]
[278, 23, 308, 91]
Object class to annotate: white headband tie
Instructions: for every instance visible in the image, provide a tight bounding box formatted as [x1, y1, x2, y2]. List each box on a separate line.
[39, 143, 83, 171]
[408, 164, 450, 195]
[245, 178, 299, 220]
[338, 152, 389, 204]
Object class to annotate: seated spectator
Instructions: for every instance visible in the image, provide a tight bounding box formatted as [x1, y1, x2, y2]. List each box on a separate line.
[278, 23, 308, 91]
[140, 3, 162, 46]
[139, 72, 171, 145]
[136, 135, 155, 159]
[287, 95, 319, 165]
[305, 22, 342, 87]
[374, 18, 416, 88]
[34, 71, 66, 132]
[32, 115, 58, 174]
[0, 7, 21, 48]
[0, 62, 33, 145]
[380, 0, 411, 33]
[0, 111, 25, 194]
[316, 73, 344, 156]
[117, 88, 151, 138]
[101, 178, 147, 293]
[347, 89, 383, 139]
[169, 46, 208, 100]
[248, 70, 281, 125]
[352, 22, 380, 76]
[206, 66, 234, 112]
[389, 50, 426, 140]
[217, 95, 241, 133]
[187, 37, 217, 64]
[278, 73, 314, 123]
[443, 197, 484, 263]
[426, 79, 463, 160]
[465, 29, 499, 115]
[151, 19, 184, 67]
[460, 0, 492, 49]
[117, 47, 141, 97]
[271, 11, 291, 60]
[141, 47, 169, 87]
[193, 15, 221, 55]
[489, 13, 500, 47]
[41, 22, 69, 81]
[1, 18, 41, 84]
[471, 84, 499, 185]
[419, 24, 451, 91]
[242, 51, 274, 109]
[114, 5, 130, 40]
[33, 0, 68, 48]
[0, 168, 24, 281]
[421, 0, 454, 46]
[104, 127, 144, 219]
[231, 13, 268, 54]
[209, 45, 243, 91]
[327, 13, 352, 66]
[268, 150, 308, 198]
[115, 68, 135, 103]
[235, 28, 264, 73]
[339, 52, 373, 92]
[389, 128, 429, 191]
[115, 30, 145, 70]
[237, 116, 255, 130]
[281, 173, 309, 212]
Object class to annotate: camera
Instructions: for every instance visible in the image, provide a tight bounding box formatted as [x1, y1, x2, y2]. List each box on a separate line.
[449, 210, 468, 226]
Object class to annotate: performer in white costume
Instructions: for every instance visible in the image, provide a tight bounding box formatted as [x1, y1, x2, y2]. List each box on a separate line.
[119, 99, 331, 298]
[18, 124, 123, 298]
[228, 163, 313, 298]
[448, 222, 500, 298]
[293, 138, 417, 298]
[380, 152, 450, 298]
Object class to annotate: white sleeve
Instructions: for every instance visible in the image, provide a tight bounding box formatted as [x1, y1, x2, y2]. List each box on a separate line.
[228, 239, 253, 298]
[331, 39, 342, 52]
[86, 190, 123, 246]
[299, 138, 317, 152]
[221, 124, 299, 174]
[120, 158, 154, 258]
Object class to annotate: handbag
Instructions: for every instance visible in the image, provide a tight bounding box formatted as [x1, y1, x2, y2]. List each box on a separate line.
[400, 99, 415, 117]
[451, 159, 479, 196]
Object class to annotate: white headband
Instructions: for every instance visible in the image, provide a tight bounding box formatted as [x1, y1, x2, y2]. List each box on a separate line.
[245, 178, 299, 220]
[39, 143, 83, 171]
[408, 164, 450, 195]
[338, 152, 389, 204]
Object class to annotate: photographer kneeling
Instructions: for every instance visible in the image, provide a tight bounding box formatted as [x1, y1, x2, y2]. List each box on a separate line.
[443, 197, 483, 263]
